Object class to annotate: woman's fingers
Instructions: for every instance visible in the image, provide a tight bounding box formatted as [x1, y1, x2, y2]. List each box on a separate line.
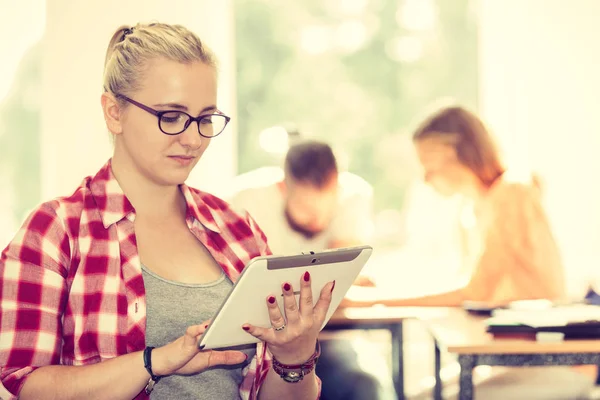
[183, 321, 210, 346]
[298, 271, 314, 319]
[243, 276, 335, 346]
[175, 350, 248, 375]
[313, 280, 335, 324]
[241, 291, 287, 342]
[205, 350, 247, 367]
[241, 323, 274, 343]
[266, 294, 286, 330]
[281, 281, 300, 324]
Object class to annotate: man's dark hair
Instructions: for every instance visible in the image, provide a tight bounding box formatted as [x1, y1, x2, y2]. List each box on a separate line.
[284, 141, 338, 188]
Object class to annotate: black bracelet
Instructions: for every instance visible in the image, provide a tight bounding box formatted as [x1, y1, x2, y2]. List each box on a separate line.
[143, 346, 162, 383]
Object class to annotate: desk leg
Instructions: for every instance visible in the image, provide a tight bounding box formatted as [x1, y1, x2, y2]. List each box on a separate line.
[434, 341, 442, 400]
[458, 355, 476, 400]
[391, 321, 405, 400]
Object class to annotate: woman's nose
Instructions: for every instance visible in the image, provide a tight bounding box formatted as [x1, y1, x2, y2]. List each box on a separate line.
[178, 122, 203, 149]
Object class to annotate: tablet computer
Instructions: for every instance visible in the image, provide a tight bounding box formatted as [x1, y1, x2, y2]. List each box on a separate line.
[199, 245, 373, 349]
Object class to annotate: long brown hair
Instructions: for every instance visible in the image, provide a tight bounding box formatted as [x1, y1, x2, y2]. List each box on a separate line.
[413, 106, 505, 187]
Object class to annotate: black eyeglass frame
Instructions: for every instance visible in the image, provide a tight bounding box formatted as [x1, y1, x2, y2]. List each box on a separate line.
[115, 94, 231, 137]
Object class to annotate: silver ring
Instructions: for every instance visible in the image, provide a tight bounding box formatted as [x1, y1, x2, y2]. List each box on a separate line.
[274, 324, 286, 331]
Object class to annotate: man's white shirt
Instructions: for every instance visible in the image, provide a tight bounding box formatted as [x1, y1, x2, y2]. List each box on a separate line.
[228, 166, 374, 255]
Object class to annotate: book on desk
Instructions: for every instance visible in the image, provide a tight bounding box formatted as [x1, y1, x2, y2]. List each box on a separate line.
[483, 303, 600, 340]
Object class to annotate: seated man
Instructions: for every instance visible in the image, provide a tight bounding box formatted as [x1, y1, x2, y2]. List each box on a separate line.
[229, 140, 388, 400]
[230, 140, 373, 255]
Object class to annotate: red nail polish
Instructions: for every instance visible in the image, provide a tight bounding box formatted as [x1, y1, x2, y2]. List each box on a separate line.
[204, 324, 208, 328]
[284, 283, 291, 291]
[242, 326, 250, 331]
[330, 280, 336, 293]
[268, 296, 276, 304]
[303, 271, 310, 282]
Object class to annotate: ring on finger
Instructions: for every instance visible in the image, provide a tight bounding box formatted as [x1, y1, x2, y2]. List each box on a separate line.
[273, 323, 286, 331]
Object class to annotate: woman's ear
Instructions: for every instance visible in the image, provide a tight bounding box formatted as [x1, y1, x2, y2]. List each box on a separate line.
[101, 92, 124, 135]
[277, 180, 287, 196]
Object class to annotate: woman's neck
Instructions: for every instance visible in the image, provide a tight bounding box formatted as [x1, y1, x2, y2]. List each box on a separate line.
[111, 155, 185, 221]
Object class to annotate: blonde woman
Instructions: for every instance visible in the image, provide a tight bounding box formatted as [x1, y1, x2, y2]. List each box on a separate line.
[0, 23, 332, 400]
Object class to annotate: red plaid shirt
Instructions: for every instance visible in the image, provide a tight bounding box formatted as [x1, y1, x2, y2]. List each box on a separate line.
[0, 160, 274, 399]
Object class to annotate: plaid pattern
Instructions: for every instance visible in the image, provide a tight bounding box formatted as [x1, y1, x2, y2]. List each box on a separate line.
[0, 159, 274, 400]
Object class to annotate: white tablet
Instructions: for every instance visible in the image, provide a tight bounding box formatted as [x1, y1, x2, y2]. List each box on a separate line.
[199, 245, 373, 349]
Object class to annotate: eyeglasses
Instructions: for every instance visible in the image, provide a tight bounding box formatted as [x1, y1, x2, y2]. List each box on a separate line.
[116, 94, 231, 137]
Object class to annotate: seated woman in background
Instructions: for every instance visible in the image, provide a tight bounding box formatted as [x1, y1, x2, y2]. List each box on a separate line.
[345, 105, 565, 307]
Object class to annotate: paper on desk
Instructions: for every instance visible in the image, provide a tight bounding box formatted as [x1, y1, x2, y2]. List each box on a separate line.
[489, 304, 600, 328]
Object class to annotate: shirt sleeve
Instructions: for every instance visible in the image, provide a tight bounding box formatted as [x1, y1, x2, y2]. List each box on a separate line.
[0, 202, 70, 397]
[328, 190, 374, 246]
[245, 210, 273, 257]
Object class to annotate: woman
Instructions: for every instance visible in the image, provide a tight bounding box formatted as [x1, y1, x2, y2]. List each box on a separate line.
[0, 23, 333, 400]
[345, 106, 565, 307]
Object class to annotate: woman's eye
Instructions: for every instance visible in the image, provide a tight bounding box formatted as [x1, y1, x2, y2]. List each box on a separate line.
[161, 112, 186, 124]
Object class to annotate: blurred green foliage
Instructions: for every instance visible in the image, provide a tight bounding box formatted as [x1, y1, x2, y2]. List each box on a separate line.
[0, 42, 42, 225]
[234, 0, 478, 212]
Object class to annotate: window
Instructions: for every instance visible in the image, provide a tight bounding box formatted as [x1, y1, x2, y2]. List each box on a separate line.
[235, 0, 479, 249]
[0, 1, 45, 243]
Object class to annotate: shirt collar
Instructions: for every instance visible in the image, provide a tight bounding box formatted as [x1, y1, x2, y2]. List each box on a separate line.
[180, 184, 221, 233]
[90, 159, 220, 233]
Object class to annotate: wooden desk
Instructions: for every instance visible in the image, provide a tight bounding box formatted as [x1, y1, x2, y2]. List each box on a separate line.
[324, 306, 447, 400]
[420, 308, 600, 400]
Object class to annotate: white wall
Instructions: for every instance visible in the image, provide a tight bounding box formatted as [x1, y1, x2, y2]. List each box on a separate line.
[41, 0, 236, 199]
[479, 0, 600, 296]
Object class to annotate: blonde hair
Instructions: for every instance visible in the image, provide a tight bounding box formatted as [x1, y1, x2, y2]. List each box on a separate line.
[103, 22, 217, 98]
[413, 106, 505, 187]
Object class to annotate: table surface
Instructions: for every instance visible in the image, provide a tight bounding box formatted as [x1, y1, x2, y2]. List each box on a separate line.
[326, 306, 448, 326]
[420, 308, 600, 355]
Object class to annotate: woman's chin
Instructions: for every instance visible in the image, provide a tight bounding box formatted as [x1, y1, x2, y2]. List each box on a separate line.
[154, 170, 192, 187]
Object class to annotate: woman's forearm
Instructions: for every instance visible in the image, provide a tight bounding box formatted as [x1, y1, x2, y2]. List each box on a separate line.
[258, 366, 319, 400]
[341, 287, 470, 308]
[379, 288, 467, 307]
[20, 351, 149, 400]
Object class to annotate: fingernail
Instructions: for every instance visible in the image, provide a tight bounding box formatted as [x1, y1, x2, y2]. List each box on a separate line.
[303, 271, 310, 282]
[330, 280, 336, 293]
[283, 283, 291, 291]
[244, 354, 249, 361]
[204, 324, 208, 328]
[242, 326, 250, 331]
[268, 296, 276, 304]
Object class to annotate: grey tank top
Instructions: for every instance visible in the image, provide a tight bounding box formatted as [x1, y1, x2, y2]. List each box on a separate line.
[142, 266, 256, 400]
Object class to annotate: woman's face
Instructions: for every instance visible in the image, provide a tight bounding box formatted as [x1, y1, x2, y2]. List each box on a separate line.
[415, 137, 466, 197]
[110, 58, 218, 187]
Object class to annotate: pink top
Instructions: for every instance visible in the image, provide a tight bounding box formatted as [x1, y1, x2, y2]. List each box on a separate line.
[465, 173, 565, 304]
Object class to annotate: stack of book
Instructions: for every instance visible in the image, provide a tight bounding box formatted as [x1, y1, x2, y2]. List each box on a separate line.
[485, 303, 600, 340]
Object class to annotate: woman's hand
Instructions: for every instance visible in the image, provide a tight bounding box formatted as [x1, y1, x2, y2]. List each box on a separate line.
[152, 321, 247, 376]
[242, 272, 335, 364]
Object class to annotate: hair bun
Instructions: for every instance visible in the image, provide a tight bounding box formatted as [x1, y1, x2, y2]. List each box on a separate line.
[121, 27, 133, 41]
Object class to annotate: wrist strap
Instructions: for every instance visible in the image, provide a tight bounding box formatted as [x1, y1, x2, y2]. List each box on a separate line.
[143, 346, 161, 394]
[272, 340, 321, 382]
